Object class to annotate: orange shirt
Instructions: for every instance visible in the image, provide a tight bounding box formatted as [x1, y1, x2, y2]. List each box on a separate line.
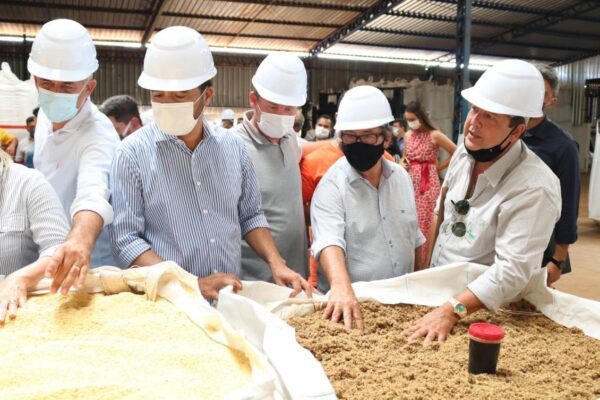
[300, 141, 394, 205]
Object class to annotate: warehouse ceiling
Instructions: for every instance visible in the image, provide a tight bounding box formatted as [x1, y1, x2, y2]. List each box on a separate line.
[1, 0, 599, 66]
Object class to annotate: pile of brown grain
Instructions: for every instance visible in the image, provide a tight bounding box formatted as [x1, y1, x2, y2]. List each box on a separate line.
[288, 302, 600, 400]
[0, 292, 252, 399]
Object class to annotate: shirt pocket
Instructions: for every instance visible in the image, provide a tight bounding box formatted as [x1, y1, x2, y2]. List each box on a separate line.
[0, 213, 27, 255]
[395, 208, 420, 245]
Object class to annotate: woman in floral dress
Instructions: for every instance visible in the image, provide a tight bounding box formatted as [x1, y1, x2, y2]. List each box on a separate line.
[403, 101, 456, 267]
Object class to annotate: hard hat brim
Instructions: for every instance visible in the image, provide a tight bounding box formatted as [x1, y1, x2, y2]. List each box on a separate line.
[138, 69, 217, 92]
[334, 115, 394, 131]
[252, 79, 306, 107]
[462, 87, 543, 118]
[27, 58, 98, 82]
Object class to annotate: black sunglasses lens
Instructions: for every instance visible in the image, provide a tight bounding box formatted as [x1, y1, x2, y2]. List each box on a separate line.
[454, 200, 470, 215]
[452, 222, 466, 237]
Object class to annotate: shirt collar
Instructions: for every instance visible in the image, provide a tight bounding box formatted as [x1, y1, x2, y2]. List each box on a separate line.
[153, 117, 214, 145]
[347, 157, 394, 183]
[242, 109, 292, 145]
[44, 98, 92, 135]
[523, 116, 548, 140]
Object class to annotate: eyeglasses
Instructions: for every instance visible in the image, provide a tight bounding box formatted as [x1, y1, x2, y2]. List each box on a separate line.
[450, 199, 470, 237]
[340, 132, 384, 145]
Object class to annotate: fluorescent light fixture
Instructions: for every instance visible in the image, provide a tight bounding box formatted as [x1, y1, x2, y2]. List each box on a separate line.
[209, 46, 308, 58]
[0, 35, 27, 43]
[318, 52, 429, 66]
[93, 40, 142, 48]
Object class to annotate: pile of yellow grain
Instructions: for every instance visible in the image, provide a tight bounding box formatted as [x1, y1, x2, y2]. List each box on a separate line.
[0, 292, 252, 399]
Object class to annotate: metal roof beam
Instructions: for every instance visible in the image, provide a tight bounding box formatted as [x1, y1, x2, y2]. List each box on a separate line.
[360, 27, 593, 53]
[309, 0, 409, 57]
[471, 0, 600, 53]
[160, 12, 342, 29]
[384, 10, 600, 40]
[429, 0, 600, 23]
[141, 0, 168, 45]
[210, 0, 366, 12]
[553, 49, 600, 66]
[197, 31, 318, 42]
[0, 1, 149, 15]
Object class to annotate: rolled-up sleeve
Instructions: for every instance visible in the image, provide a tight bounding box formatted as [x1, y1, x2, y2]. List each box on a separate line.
[70, 137, 116, 226]
[109, 147, 151, 266]
[237, 144, 269, 236]
[310, 176, 346, 260]
[27, 170, 69, 256]
[468, 187, 560, 311]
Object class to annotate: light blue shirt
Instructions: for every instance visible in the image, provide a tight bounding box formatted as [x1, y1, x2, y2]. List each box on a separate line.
[311, 157, 425, 291]
[109, 119, 268, 278]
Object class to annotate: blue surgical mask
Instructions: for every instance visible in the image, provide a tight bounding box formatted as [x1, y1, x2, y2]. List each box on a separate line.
[38, 86, 85, 123]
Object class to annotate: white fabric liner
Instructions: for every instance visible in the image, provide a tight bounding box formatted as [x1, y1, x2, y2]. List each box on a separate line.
[589, 121, 600, 221]
[29, 262, 282, 400]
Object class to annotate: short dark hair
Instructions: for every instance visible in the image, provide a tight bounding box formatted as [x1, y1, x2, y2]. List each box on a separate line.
[394, 117, 407, 131]
[26, 116, 35, 124]
[99, 95, 141, 124]
[317, 114, 332, 122]
[508, 116, 527, 128]
[200, 80, 213, 91]
[32, 107, 39, 117]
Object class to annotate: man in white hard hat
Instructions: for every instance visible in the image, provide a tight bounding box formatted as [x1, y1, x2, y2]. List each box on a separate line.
[311, 85, 425, 330]
[230, 53, 309, 283]
[28, 19, 120, 293]
[108, 27, 311, 301]
[404, 59, 561, 343]
[220, 108, 235, 129]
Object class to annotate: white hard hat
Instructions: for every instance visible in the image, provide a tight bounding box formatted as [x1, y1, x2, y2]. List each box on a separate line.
[138, 26, 217, 91]
[251, 53, 307, 107]
[28, 19, 98, 82]
[334, 85, 394, 130]
[220, 108, 235, 121]
[462, 59, 544, 118]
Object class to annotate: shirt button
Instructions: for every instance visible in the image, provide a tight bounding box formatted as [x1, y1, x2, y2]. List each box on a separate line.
[196, 181, 201, 186]
[203, 209, 208, 214]
[210, 238, 215, 244]
[382, 217, 386, 220]
[388, 240, 392, 244]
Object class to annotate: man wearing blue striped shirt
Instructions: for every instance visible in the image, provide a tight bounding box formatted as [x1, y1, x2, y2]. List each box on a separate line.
[109, 27, 311, 301]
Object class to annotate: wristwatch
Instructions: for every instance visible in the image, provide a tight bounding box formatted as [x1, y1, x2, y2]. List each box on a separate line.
[549, 257, 563, 270]
[448, 298, 468, 319]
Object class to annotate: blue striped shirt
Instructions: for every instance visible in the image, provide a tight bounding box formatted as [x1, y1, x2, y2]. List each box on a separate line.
[109, 119, 268, 277]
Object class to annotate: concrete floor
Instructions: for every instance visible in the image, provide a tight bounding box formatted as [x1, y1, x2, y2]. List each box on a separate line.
[553, 173, 600, 301]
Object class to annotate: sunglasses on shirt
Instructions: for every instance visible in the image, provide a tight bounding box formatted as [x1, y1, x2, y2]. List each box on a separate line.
[450, 199, 470, 237]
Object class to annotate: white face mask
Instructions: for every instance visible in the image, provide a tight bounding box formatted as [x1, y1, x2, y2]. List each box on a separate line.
[314, 126, 330, 139]
[392, 127, 401, 137]
[152, 93, 203, 136]
[407, 120, 421, 130]
[256, 104, 295, 138]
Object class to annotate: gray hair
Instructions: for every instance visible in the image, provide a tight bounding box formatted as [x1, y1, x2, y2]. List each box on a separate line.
[535, 64, 560, 97]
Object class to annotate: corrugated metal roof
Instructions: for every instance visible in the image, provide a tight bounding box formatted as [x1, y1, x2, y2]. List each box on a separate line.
[0, 0, 598, 64]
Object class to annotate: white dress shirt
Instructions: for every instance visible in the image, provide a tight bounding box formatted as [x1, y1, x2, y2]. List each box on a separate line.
[431, 141, 561, 311]
[0, 162, 69, 276]
[311, 157, 425, 291]
[15, 137, 34, 163]
[34, 98, 120, 266]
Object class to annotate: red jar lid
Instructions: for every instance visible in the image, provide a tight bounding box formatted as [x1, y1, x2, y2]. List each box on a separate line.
[468, 323, 505, 342]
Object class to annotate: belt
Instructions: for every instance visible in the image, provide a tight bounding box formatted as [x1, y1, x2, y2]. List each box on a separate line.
[409, 159, 436, 194]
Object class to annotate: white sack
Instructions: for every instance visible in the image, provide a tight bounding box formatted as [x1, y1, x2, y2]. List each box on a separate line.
[589, 122, 600, 221]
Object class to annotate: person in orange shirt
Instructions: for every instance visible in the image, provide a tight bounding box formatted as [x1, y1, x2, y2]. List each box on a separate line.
[0, 128, 18, 159]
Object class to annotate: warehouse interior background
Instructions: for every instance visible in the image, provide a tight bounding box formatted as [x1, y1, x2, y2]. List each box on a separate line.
[0, 0, 599, 298]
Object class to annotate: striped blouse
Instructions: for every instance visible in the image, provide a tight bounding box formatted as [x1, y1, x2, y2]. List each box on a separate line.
[109, 120, 269, 277]
[0, 162, 69, 276]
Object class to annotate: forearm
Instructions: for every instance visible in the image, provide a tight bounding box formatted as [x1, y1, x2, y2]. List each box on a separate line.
[414, 246, 425, 271]
[553, 243, 569, 261]
[244, 227, 284, 265]
[320, 246, 351, 288]
[68, 210, 104, 249]
[437, 157, 451, 171]
[130, 250, 163, 267]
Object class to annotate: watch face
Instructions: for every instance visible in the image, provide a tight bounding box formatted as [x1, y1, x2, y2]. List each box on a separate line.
[456, 304, 467, 314]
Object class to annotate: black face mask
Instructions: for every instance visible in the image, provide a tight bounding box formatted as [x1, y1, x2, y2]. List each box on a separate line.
[342, 142, 384, 172]
[465, 126, 516, 163]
